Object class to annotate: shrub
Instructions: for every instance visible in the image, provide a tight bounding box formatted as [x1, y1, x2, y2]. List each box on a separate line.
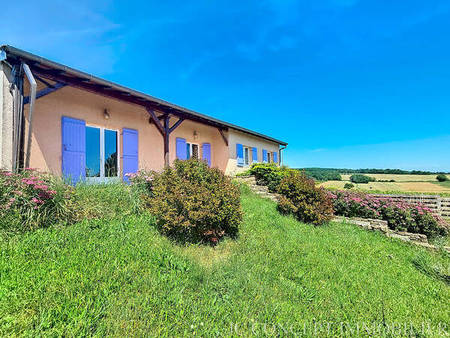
[329, 191, 447, 238]
[350, 174, 374, 184]
[436, 174, 448, 182]
[235, 170, 251, 177]
[0, 169, 76, 231]
[277, 171, 334, 225]
[344, 183, 354, 189]
[139, 159, 242, 244]
[128, 170, 157, 196]
[277, 195, 298, 215]
[248, 163, 293, 192]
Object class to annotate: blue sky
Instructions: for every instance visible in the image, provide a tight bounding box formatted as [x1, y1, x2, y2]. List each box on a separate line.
[2, 0, 450, 171]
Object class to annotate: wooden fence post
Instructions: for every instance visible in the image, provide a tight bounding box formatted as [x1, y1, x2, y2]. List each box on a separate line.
[437, 196, 442, 217]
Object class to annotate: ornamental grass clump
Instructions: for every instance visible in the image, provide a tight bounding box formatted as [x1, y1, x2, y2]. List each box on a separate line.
[135, 159, 242, 244]
[329, 191, 447, 238]
[0, 169, 76, 231]
[276, 171, 334, 225]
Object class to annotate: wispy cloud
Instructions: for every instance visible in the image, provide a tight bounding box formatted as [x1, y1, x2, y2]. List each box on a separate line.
[309, 148, 328, 153]
[1, 1, 121, 74]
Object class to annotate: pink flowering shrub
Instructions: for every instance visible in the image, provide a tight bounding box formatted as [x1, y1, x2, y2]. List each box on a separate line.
[329, 191, 447, 238]
[0, 169, 75, 231]
[128, 170, 157, 196]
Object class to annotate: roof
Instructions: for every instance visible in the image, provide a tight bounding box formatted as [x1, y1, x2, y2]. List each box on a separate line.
[1, 45, 287, 146]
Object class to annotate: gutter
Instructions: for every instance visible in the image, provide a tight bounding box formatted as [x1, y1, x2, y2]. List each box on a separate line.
[22, 63, 36, 169]
[279, 145, 287, 166]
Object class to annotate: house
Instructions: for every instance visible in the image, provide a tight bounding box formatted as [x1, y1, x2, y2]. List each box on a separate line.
[0, 45, 287, 183]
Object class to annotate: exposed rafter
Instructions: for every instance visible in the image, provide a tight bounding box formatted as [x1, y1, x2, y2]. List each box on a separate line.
[146, 107, 164, 136]
[23, 82, 66, 104]
[169, 118, 185, 134]
[218, 128, 229, 146]
[1, 44, 288, 146]
[145, 108, 186, 166]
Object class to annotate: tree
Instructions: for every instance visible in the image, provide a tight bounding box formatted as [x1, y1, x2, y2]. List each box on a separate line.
[436, 174, 448, 182]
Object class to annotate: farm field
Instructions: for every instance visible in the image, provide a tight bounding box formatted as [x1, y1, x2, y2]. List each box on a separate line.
[1, 185, 449, 336]
[318, 172, 450, 194]
[340, 174, 439, 182]
[321, 180, 450, 194]
[436, 181, 450, 189]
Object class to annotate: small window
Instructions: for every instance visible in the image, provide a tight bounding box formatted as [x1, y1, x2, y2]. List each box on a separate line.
[244, 147, 250, 166]
[186, 143, 199, 159]
[267, 152, 272, 163]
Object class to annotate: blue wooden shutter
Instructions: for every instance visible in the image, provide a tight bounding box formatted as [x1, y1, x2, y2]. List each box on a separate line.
[61, 116, 86, 185]
[236, 143, 244, 167]
[273, 152, 278, 163]
[123, 128, 138, 184]
[176, 138, 187, 160]
[262, 149, 268, 163]
[202, 143, 211, 166]
[252, 147, 258, 162]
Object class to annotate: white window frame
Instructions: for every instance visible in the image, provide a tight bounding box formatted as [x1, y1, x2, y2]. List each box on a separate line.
[186, 142, 200, 160]
[86, 125, 120, 183]
[243, 146, 251, 166]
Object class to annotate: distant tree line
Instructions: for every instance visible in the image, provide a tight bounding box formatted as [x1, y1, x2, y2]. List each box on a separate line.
[297, 167, 449, 178]
[296, 168, 450, 182]
[337, 168, 449, 175]
[298, 168, 342, 181]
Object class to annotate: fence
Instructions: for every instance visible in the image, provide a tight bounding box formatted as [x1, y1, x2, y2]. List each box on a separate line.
[370, 194, 450, 218]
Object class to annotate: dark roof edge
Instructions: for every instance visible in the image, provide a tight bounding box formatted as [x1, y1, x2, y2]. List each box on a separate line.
[1, 44, 287, 146]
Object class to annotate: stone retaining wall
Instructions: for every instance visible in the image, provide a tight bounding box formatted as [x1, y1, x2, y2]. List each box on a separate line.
[333, 216, 449, 252]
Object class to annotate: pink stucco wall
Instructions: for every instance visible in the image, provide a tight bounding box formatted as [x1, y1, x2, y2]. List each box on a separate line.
[23, 85, 229, 175]
[170, 119, 229, 171]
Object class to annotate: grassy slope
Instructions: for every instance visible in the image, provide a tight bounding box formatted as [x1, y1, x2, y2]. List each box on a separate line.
[0, 186, 449, 336]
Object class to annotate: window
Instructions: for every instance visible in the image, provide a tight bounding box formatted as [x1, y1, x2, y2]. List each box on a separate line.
[267, 151, 272, 163]
[244, 147, 250, 166]
[86, 127, 100, 177]
[104, 129, 118, 177]
[86, 126, 119, 181]
[186, 143, 199, 159]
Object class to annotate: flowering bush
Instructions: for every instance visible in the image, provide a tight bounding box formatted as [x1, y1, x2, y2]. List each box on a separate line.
[128, 170, 157, 196]
[277, 171, 334, 225]
[329, 191, 447, 238]
[0, 169, 76, 231]
[134, 159, 242, 244]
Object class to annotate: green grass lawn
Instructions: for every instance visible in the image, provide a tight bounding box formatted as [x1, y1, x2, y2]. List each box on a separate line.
[1, 185, 449, 336]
